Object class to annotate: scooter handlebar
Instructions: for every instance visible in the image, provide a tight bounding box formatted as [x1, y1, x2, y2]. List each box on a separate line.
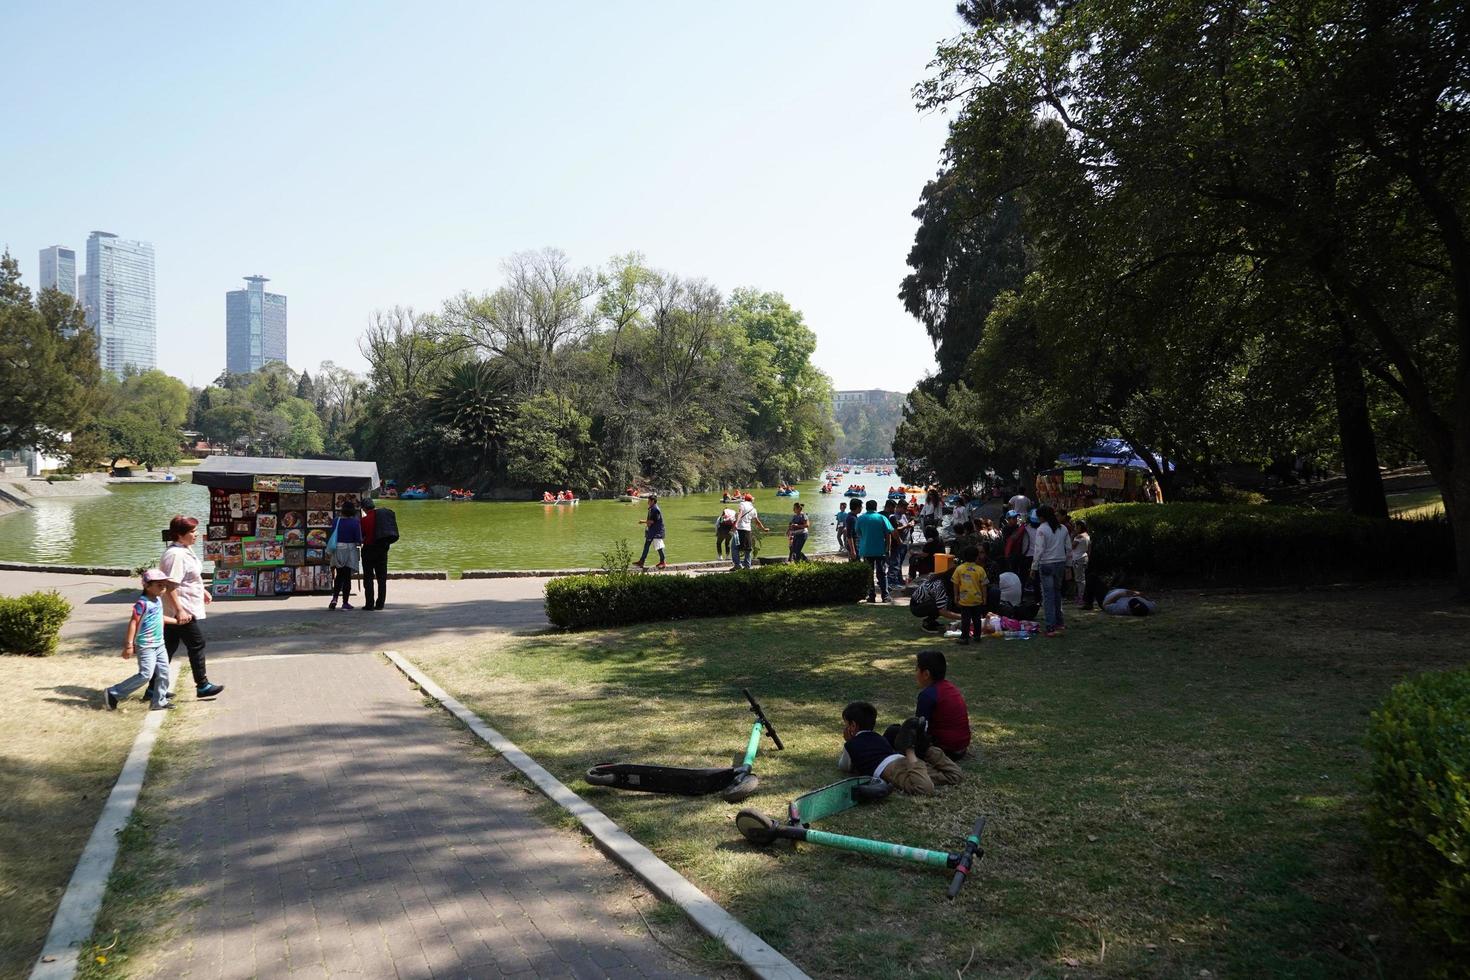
[946, 815, 987, 900]
[743, 688, 783, 750]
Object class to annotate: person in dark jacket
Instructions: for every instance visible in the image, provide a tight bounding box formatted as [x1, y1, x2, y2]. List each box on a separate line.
[634, 495, 667, 569]
[359, 497, 394, 610]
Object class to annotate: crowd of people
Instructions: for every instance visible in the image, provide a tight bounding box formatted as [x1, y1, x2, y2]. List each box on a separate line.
[832, 485, 1153, 640]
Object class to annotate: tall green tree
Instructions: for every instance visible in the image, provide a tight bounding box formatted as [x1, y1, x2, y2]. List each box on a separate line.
[0, 252, 101, 455]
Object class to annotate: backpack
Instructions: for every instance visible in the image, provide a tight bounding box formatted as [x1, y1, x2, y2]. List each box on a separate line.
[373, 507, 400, 546]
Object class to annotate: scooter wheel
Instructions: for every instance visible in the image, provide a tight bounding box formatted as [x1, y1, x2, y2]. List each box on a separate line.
[735, 809, 779, 846]
[720, 774, 760, 803]
[584, 767, 617, 786]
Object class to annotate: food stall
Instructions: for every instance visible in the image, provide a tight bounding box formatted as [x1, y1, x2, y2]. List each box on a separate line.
[191, 456, 380, 599]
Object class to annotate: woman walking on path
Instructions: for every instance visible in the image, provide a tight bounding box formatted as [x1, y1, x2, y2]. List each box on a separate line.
[1031, 505, 1072, 638]
[158, 516, 224, 699]
[328, 501, 363, 609]
[787, 501, 810, 562]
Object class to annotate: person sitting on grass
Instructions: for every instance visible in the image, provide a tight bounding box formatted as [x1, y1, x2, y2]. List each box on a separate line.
[105, 570, 179, 711]
[838, 701, 961, 795]
[909, 570, 962, 634]
[912, 650, 972, 760]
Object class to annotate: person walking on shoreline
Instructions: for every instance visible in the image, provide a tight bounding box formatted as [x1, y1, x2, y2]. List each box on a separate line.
[733, 493, 767, 570]
[158, 516, 224, 700]
[106, 570, 178, 710]
[359, 497, 397, 610]
[787, 501, 810, 562]
[634, 495, 667, 569]
[328, 501, 363, 609]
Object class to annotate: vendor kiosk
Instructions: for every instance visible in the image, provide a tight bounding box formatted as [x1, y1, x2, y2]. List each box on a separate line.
[191, 456, 380, 599]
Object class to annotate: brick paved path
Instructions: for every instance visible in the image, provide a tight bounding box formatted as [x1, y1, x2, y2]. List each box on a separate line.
[147, 652, 707, 979]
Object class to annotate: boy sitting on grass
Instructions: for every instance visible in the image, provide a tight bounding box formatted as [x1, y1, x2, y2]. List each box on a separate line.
[912, 650, 972, 760]
[838, 701, 961, 795]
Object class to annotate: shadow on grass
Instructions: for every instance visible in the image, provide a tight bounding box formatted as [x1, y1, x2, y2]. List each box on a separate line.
[412, 585, 1469, 978]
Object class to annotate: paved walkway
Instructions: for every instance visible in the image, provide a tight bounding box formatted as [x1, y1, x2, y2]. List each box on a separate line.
[148, 653, 702, 979]
[0, 569, 712, 980]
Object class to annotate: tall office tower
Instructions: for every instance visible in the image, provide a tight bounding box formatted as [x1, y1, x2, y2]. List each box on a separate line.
[225, 275, 288, 375]
[83, 231, 156, 374]
[38, 246, 77, 298]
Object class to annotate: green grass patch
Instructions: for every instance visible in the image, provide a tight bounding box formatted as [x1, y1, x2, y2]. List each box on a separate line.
[412, 588, 1470, 978]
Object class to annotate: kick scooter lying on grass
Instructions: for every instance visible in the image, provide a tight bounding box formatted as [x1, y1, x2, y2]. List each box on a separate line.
[584, 688, 783, 803]
[735, 776, 988, 899]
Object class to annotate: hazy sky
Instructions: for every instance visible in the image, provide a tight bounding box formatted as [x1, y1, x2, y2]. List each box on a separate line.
[1, 2, 965, 391]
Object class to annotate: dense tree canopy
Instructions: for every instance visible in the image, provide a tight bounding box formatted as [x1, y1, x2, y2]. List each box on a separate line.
[899, 0, 1470, 592]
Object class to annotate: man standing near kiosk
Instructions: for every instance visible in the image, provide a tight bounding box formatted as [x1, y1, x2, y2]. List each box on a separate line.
[359, 497, 398, 610]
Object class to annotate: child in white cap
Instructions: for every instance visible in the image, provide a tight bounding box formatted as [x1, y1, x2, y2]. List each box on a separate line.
[105, 569, 179, 710]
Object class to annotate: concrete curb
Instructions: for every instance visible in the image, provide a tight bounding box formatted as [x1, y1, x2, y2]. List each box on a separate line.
[29, 709, 168, 980]
[382, 650, 810, 980]
[0, 561, 132, 577]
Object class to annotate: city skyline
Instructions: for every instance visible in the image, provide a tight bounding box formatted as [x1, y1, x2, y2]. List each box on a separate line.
[82, 231, 156, 376]
[225, 275, 288, 376]
[37, 245, 76, 298]
[0, 3, 963, 390]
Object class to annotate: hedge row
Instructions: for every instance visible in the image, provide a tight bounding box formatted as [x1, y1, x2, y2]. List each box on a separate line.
[1071, 502, 1453, 584]
[0, 590, 71, 655]
[1365, 668, 1470, 965]
[544, 560, 871, 630]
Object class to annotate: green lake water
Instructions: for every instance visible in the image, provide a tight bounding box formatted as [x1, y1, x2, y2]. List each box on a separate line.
[0, 479, 898, 573]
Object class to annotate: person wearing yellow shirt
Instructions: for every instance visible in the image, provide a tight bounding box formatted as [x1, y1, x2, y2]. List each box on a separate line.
[950, 545, 989, 645]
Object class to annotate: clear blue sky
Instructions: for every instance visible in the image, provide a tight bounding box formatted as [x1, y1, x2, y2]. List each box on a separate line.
[1, 2, 965, 390]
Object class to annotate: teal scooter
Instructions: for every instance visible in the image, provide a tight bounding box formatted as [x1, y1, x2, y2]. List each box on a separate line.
[736, 776, 988, 898]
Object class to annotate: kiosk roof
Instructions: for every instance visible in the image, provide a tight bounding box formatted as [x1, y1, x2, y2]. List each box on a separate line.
[191, 456, 380, 492]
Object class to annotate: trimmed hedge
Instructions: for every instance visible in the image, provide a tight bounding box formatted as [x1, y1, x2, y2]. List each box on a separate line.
[1071, 502, 1453, 585]
[1365, 669, 1470, 965]
[0, 590, 72, 655]
[544, 560, 871, 630]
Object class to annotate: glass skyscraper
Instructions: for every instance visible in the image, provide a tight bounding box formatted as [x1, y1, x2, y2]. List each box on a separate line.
[83, 231, 156, 375]
[225, 275, 288, 375]
[38, 246, 77, 298]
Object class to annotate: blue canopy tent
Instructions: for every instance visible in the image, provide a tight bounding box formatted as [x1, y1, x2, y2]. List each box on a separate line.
[1056, 438, 1174, 472]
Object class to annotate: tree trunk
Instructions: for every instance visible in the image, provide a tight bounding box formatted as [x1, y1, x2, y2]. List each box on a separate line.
[1329, 330, 1388, 518]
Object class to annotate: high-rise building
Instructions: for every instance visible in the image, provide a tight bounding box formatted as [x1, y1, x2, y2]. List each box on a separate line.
[225, 275, 288, 375]
[38, 246, 77, 298]
[83, 231, 156, 375]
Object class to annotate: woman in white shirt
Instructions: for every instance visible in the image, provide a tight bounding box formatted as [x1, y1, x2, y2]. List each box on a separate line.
[1030, 505, 1072, 637]
[158, 515, 225, 700]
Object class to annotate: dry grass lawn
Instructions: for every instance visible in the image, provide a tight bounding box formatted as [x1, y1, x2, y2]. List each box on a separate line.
[0, 655, 152, 980]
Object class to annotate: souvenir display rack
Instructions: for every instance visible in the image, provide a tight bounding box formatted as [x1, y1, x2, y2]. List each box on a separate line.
[1033, 464, 1146, 511]
[190, 456, 380, 600]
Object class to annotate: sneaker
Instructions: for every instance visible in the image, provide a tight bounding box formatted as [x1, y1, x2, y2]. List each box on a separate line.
[105, 689, 118, 710]
[196, 682, 224, 698]
[655, 562, 667, 569]
[881, 596, 893, 604]
[943, 629, 963, 638]
[632, 561, 645, 569]
[328, 600, 337, 610]
[920, 621, 943, 634]
[892, 719, 917, 754]
[957, 636, 970, 645]
[342, 602, 354, 610]
[150, 701, 174, 711]
[1044, 628, 1058, 638]
[374, 603, 384, 610]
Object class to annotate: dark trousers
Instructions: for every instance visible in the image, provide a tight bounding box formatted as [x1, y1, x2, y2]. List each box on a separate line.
[716, 526, 733, 557]
[865, 556, 888, 600]
[362, 543, 389, 608]
[789, 532, 808, 562]
[332, 566, 354, 602]
[958, 605, 984, 639]
[164, 620, 208, 689]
